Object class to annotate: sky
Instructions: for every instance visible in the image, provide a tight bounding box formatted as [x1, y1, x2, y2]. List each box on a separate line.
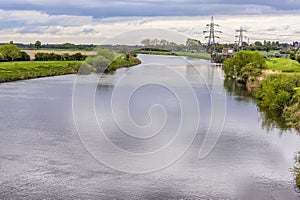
[0, 0, 299, 44]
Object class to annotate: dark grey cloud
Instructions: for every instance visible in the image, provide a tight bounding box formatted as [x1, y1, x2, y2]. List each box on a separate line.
[0, 0, 299, 18]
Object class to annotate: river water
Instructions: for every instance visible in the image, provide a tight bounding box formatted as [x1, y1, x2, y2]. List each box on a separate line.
[0, 54, 299, 199]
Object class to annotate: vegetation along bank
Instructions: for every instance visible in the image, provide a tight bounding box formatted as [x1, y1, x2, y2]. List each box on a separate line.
[223, 50, 300, 188]
[0, 43, 141, 83]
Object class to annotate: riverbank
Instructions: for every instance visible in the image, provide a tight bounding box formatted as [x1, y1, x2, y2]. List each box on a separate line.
[224, 52, 300, 189]
[0, 61, 81, 83]
[0, 55, 141, 83]
[108, 55, 141, 71]
[176, 52, 211, 60]
[133, 49, 211, 60]
[246, 57, 300, 131]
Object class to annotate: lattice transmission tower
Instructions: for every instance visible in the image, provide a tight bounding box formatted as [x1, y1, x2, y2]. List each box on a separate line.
[235, 26, 247, 49]
[203, 16, 222, 53]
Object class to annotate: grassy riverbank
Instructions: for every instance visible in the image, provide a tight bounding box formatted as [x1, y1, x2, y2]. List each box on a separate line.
[0, 55, 141, 83]
[133, 49, 175, 56]
[224, 52, 300, 130]
[109, 55, 141, 71]
[0, 61, 81, 83]
[224, 51, 300, 189]
[266, 57, 300, 72]
[176, 52, 211, 60]
[133, 49, 211, 60]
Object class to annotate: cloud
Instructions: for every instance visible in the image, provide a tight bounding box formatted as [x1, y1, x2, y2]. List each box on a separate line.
[0, 9, 299, 44]
[0, 0, 300, 17]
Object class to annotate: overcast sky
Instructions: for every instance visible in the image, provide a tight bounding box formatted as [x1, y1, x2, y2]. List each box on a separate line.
[0, 0, 299, 44]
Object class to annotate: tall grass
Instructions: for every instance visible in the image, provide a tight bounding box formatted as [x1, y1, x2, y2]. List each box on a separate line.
[266, 58, 300, 72]
[0, 61, 81, 83]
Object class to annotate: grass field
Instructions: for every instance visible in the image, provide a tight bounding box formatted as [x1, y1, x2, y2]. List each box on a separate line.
[0, 54, 141, 83]
[23, 50, 94, 60]
[133, 50, 175, 56]
[265, 58, 300, 73]
[176, 52, 211, 60]
[0, 61, 81, 83]
[258, 50, 279, 55]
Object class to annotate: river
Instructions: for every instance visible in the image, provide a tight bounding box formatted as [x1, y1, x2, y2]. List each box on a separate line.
[0, 54, 299, 199]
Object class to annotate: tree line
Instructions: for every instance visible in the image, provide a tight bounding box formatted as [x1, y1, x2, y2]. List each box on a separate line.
[34, 52, 87, 61]
[0, 42, 88, 62]
[139, 38, 300, 54]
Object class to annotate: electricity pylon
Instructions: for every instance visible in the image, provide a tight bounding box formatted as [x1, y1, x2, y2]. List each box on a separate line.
[203, 16, 222, 53]
[235, 26, 247, 49]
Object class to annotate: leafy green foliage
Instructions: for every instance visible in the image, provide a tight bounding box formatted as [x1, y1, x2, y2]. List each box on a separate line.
[0, 43, 31, 61]
[255, 74, 300, 110]
[223, 51, 266, 83]
[35, 52, 86, 61]
[290, 53, 296, 60]
[84, 48, 115, 73]
[0, 43, 22, 61]
[296, 56, 300, 63]
[35, 41, 42, 49]
[296, 171, 300, 188]
[294, 152, 300, 188]
[109, 55, 141, 71]
[118, 45, 129, 54]
[81, 48, 141, 73]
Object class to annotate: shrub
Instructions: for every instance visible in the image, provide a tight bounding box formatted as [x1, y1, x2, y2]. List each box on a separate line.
[290, 53, 296, 60]
[255, 74, 300, 110]
[296, 56, 300, 63]
[223, 51, 266, 83]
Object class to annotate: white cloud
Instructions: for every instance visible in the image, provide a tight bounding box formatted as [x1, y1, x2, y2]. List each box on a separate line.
[0, 9, 299, 44]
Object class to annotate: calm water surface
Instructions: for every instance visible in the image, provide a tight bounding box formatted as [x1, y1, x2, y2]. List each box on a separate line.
[0, 54, 300, 199]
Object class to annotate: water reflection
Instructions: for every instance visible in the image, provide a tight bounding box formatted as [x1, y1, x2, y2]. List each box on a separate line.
[1, 55, 300, 198]
[223, 78, 253, 103]
[223, 78, 294, 134]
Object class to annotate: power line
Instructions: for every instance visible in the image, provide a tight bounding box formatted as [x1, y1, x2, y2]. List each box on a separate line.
[203, 16, 222, 53]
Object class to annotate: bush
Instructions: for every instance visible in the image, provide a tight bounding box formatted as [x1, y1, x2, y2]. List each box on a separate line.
[296, 56, 300, 63]
[18, 52, 30, 61]
[255, 74, 300, 110]
[0, 43, 22, 61]
[290, 53, 296, 60]
[84, 48, 115, 72]
[78, 62, 93, 74]
[223, 51, 266, 83]
[35, 52, 87, 61]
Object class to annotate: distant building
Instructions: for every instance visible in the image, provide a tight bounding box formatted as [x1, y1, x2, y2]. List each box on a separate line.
[211, 48, 235, 63]
[222, 48, 235, 56]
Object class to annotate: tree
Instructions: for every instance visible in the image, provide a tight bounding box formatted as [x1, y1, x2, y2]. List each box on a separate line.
[223, 51, 266, 83]
[35, 41, 42, 49]
[19, 51, 30, 61]
[254, 41, 262, 46]
[186, 38, 201, 52]
[256, 74, 300, 110]
[118, 45, 129, 54]
[85, 48, 115, 72]
[141, 39, 151, 47]
[0, 43, 22, 61]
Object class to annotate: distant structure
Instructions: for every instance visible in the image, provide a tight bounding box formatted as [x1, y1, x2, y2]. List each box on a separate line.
[222, 48, 235, 56]
[235, 26, 247, 49]
[203, 16, 222, 53]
